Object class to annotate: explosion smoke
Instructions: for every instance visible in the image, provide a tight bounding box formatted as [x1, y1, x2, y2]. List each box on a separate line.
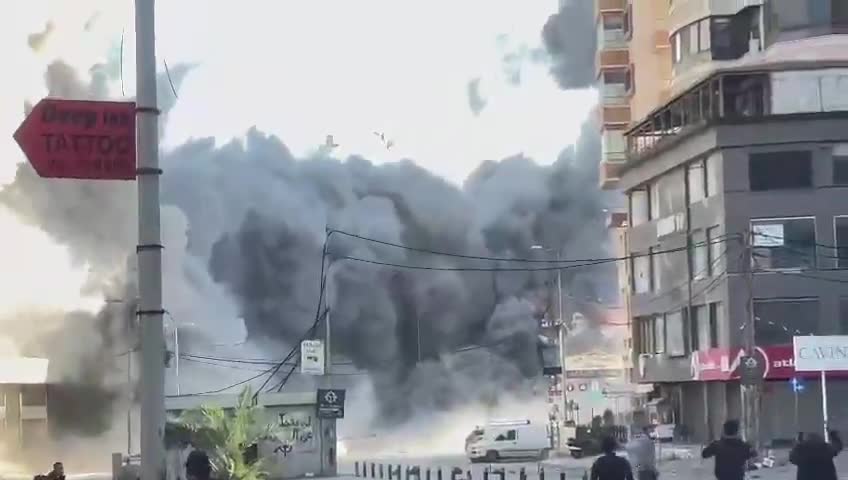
[0, 0, 613, 439]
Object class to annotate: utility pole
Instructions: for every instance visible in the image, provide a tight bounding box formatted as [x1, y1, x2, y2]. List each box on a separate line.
[556, 249, 569, 430]
[742, 228, 760, 450]
[135, 1, 166, 479]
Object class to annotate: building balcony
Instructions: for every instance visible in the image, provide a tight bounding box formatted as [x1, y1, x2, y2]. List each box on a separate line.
[598, 28, 627, 50]
[600, 159, 626, 189]
[597, 0, 626, 13]
[597, 48, 630, 69]
[601, 104, 631, 128]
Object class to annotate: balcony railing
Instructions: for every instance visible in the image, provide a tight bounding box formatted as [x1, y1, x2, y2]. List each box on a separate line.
[626, 71, 769, 159]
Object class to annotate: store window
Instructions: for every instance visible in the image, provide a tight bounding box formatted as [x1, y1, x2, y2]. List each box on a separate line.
[751, 217, 816, 270]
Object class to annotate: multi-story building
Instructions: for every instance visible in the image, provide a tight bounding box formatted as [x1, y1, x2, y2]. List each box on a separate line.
[598, 0, 672, 190]
[603, 0, 848, 444]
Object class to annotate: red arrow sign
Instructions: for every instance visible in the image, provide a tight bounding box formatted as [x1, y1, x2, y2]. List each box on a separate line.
[13, 98, 137, 180]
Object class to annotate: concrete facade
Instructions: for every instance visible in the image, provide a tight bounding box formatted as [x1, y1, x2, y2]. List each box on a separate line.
[605, 0, 848, 445]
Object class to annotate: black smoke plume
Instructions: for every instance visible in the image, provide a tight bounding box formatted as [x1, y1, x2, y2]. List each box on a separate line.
[542, 0, 597, 90]
[0, 4, 611, 434]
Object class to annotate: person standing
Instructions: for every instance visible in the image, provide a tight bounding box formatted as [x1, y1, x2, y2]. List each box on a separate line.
[627, 426, 658, 480]
[789, 430, 843, 480]
[185, 450, 212, 480]
[590, 436, 635, 480]
[701, 420, 756, 480]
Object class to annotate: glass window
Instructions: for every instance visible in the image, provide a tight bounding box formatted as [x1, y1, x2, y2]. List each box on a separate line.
[707, 226, 723, 275]
[679, 25, 692, 58]
[706, 154, 720, 197]
[689, 23, 700, 54]
[700, 19, 711, 51]
[749, 151, 813, 191]
[638, 317, 655, 354]
[840, 297, 848, 334]
[666, 311, 686, 357]
[754, 299, 818, 345]
[630, 190, 649, 226]
[673, 33, 682, 63]
[691, 230, 708, 280]
[691, 305, 709, 351]
[649, 182, 660, 220]
[836, 217, 848, 269]
[688, 160, 706, 204]
[657, 169, 685, 218]
[650, 247, 662, 291]
[833, 146, 848, 185]
[654, 314, 666, 353]
[633, 251, 652, 294]
[708, 303, 720, 348]
[751, 217, 816, 270]
[604, 13, 624, 30]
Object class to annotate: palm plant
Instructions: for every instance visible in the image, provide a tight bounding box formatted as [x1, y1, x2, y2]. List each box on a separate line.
[177, 387, 279, 480]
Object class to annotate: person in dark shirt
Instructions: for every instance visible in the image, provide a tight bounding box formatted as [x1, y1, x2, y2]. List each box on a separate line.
[45, 462, 65, 480]
[590, 436, 634, 480]
[185, 450, 212, 480]
[789, 430, 843, 480]
[701, 420, 756, 480]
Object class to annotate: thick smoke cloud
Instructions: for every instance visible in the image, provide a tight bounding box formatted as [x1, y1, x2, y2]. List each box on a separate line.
[541, 0, 597, 90]
[0, 2, 611, 434]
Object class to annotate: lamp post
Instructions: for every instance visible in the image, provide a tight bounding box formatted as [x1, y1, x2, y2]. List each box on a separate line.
[532, 245, 568, 439]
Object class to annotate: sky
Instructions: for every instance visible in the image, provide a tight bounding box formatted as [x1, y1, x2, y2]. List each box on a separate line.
[0, 0, 597, 315]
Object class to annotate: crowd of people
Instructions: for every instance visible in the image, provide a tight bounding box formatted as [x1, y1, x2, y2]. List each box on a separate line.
[589, 419, 844, 480]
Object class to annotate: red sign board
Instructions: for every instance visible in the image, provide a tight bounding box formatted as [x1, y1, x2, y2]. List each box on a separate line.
[693, 345, 848, 381]
[13, 98, 137, 180]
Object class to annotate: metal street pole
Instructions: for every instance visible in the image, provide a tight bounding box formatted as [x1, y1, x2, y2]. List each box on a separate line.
[556, 249, 569, 429]
[742, 229, 760, 450]
[135, 1, 166, 479]
[174, 324, 180, 396]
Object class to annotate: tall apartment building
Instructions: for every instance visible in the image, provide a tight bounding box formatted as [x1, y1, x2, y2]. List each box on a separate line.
[599, 0, 848, 444]
[598, 0, 672, 190]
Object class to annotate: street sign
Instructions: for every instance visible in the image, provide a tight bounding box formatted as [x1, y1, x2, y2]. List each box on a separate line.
[13, 98, 137, 180]
[317, 389, 346, 419]
[793, 335, 848, 372]
[790, 377, 805, 393]
[300, 340, 325, 376]
[740, 355, 764, 385]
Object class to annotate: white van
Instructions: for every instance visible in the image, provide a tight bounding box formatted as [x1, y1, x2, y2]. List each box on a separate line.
[465, 420, 551, 463]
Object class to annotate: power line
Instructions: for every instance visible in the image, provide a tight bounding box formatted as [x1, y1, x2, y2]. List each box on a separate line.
[331, 228, 740, 266]
[165, 363, 280, 398]
[333, 255, 618, 272]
